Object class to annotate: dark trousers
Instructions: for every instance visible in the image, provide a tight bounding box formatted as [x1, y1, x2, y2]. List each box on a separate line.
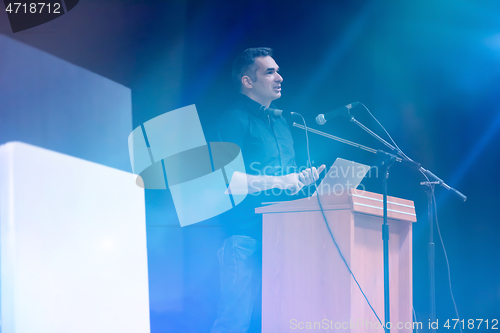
[211, 235, 262, 333]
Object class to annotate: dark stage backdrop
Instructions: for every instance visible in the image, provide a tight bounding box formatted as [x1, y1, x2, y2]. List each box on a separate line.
[1, 0, 499, 332]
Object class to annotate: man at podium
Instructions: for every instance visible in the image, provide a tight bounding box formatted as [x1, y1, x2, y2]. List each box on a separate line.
[210, 47, 325, 333]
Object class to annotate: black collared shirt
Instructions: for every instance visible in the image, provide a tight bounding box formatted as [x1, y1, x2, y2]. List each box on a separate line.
[217, 94, 297, 176]
[215, 94, 297, 239]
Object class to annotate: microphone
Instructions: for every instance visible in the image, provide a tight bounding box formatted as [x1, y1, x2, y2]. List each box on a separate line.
[262, 107, 296, 118]
[315, 102, 360, 125]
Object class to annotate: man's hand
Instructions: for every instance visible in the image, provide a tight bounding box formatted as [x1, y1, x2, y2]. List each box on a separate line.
[280, 173, 305, 195]
[226, 164, 327, 195]
[298, 165, 326, 186]
[281, 165, 326, 195]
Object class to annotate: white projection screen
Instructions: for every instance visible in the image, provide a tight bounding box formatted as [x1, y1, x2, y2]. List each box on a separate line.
[0, 142, 150, 333]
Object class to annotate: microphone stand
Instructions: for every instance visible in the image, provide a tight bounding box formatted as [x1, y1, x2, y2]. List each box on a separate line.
[347, 115, 410, 332]
[344, 112, 466, 333]
[421, 180, 438, 333]
[345, 114, 466, 201]
[294, 119, 466, 333]
[294, 124, 399, 332]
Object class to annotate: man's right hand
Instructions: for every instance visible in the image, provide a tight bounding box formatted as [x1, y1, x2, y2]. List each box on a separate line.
[227, 165, 326, 195]
[279, 165, 326, 195]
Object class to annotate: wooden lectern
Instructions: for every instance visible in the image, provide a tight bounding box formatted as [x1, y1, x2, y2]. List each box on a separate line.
[256, 188, 416, 333]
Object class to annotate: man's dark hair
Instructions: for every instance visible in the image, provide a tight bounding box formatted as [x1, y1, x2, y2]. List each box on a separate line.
[232, 47, 273, 88]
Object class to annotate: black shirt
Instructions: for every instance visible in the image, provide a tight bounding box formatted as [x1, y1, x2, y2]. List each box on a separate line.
[216, 94, 297, 239]
[218, 94, 297, 177]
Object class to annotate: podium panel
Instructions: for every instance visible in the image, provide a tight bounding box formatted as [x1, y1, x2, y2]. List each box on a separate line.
[257, 189, 415, 333]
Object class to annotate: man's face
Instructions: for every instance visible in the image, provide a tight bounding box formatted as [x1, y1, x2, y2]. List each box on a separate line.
[245, 56, 283, 106]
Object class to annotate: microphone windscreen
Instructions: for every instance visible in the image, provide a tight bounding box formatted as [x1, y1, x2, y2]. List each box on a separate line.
[316, 114, 326, 125]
